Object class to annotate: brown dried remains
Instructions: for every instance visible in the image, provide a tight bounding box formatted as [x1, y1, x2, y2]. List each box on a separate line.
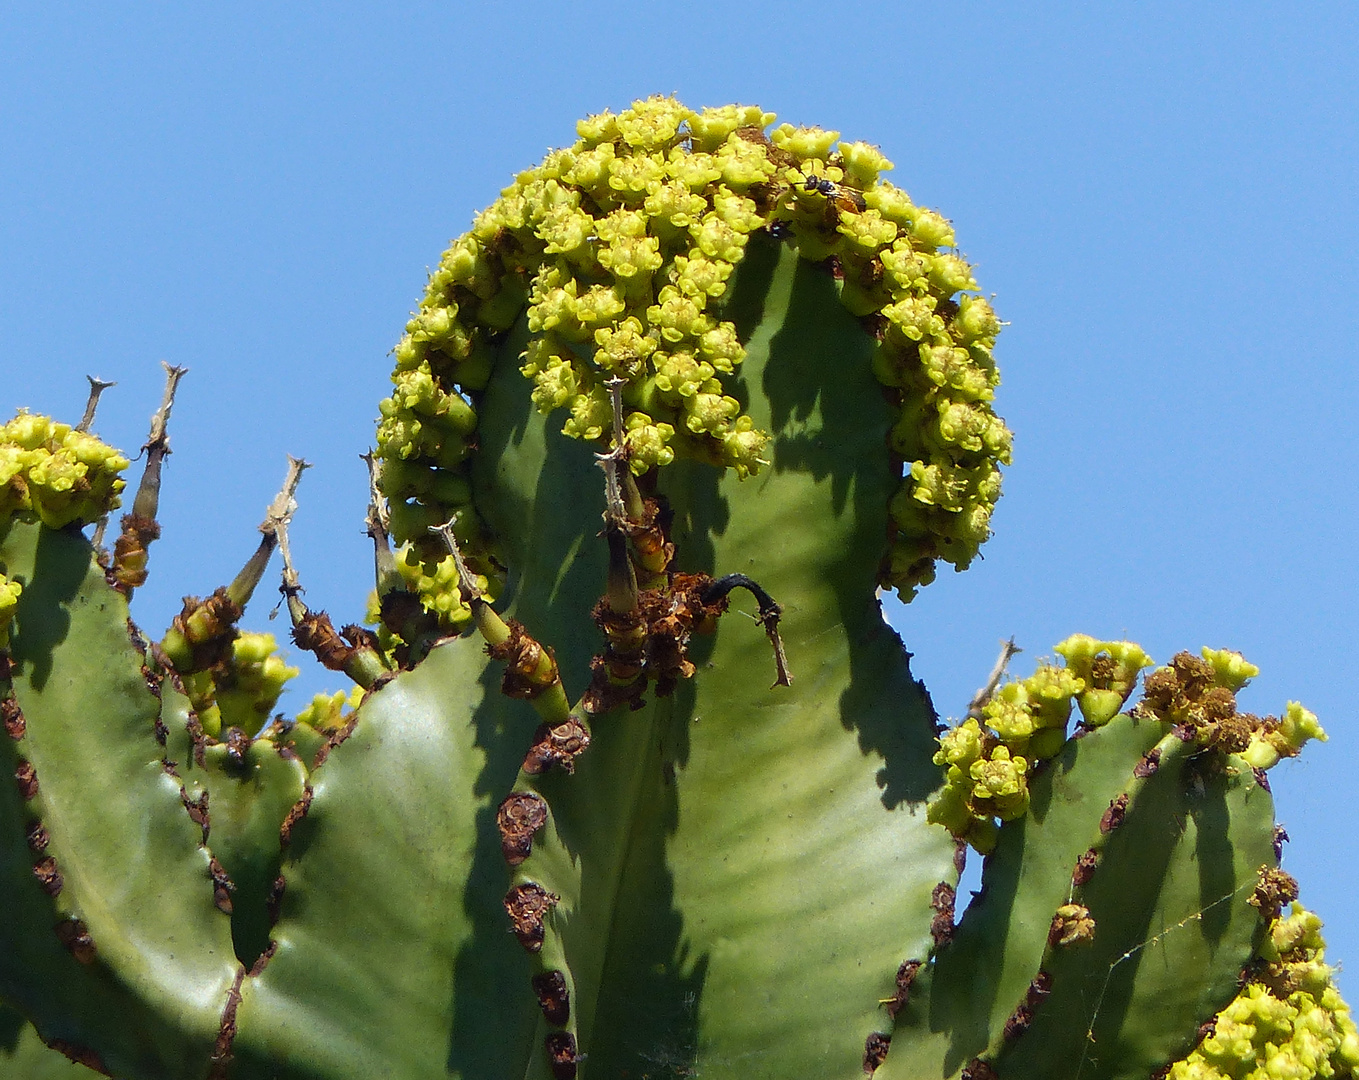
[504, 882, 559, 952]
[1133, 746, 1161, 778]
[1003, 1004, 1033, 1041]
[279, 786, 314, 848]
[1249, 867, 1299, 921]
[1273, 825, 1289, 862]
[181, 790, 210, 844]
[208, 857, 235, 914]
[497, 792, 549, 866]
[26, 822, 49, 853]
[863, 1032, 892, 1073]
[54, 917, 96, 965]
[1139, 652, 1275, 756]
[522, 718, 591, 775]
[267, 875, 287, 925]
[544, 1031, 581, 1080]
[292, 611, 361, 672]
[33, 856, 63, 896]
[1026, 971, 1053, 1009]
[207, 968, 245, 1080]
[172, 588, 243, 670]
[223, 725, 250, 769]
[110, 513, 161, 591]
[962, 1059, 998, 1080]
[884, 959, 923, 1019]
[185, 713, 207, 768]
[930, 882, 957, 947]
[621, 494, 675, 581]
[582, 572, 730, 714]
[15, 760, 38, 800]
[248, 940, 278, 978]
[486, 619, 560, 700]
[1100, 793, 1129, 834]
[531, 970, 571, 1026]
[2, 697, 25, 740]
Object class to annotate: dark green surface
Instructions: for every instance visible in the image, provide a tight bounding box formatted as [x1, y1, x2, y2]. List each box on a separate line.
[0, 1003, 97, 1078]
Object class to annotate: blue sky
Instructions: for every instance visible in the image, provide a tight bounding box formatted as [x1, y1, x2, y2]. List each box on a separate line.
[2, 3, 1355, 995]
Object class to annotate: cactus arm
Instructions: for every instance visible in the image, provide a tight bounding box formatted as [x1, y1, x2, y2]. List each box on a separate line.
[0, 518, 239, 1078]
[476, 235, 958, 1078]
[879, 714, 1174, 1079]
[995, 744, 1275, 1080]
[225, 638, 539, 1080]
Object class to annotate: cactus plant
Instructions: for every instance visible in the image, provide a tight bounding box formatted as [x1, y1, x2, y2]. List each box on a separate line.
[0, 96, 1354, 1080]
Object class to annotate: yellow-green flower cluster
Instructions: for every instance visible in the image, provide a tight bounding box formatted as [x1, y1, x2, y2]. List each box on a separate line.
[394, 544, 487, 627]
[188, 632, 300, 739]
[1137, 647, 1326, 767]
[377, 96, 1008, 619]
[1168, 904, 1358, 1080]
[295, 686, 365, 735]
[0, 575, 20, 643]
[0, 410, 130, 528]
[1053, 634, 1155, 727]
[1243, 701, 1327, 771]
[927, 651, 1087, 853]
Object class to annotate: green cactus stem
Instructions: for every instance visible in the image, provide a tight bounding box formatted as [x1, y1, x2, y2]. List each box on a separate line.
[0, 96, 1349, 1080]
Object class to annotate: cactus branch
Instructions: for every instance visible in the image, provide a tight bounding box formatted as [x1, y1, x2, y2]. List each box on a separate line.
[76, 376, 116, 433]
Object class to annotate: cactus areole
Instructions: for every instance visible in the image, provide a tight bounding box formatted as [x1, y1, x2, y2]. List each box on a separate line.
[0, 97, 1353, 1080]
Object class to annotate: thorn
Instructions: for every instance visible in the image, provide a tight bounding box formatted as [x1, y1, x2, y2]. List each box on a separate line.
[263, 456, 309, 540]
[967, 637, 1021, 719]
[146, 363, 188, 451]
[229, 457, 308, 609]
[270, 457, 311, 625]
[130, 363, 188, 522]
[76, 376, 116, 433]
[90, 514, 109, 551]
[429, 516, 481, 607]
[594, 379, 631, 523]
[361, 451, 390, 534]
[606, 375, 627, 451]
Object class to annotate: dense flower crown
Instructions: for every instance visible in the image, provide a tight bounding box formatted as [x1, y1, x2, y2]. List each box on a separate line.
[376, 96, 1010, 626]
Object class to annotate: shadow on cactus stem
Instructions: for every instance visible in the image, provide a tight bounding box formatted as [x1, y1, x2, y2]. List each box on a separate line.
[7, 526, 82, 693]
